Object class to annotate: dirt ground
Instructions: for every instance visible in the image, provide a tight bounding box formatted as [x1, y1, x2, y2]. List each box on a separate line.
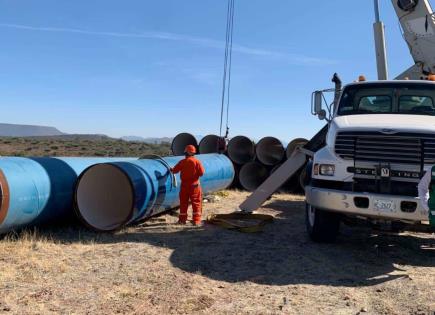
[0, 191, 434, 315]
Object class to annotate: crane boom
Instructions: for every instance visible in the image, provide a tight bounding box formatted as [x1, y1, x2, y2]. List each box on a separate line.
[374, 0, 389, 80]
[392, 0, 435, 79]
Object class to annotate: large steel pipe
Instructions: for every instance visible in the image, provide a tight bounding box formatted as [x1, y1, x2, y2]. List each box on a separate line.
[75, 154, 234, 231]
[256, 137, 285, 166]
[199, 134, 223, 154]
[0, 157, 134, 234]
[171, 133, 198, 156]
[239, 162, 269, 192]
[286, 138, 308, 158]
[227, 136, 255, 165]
[229, 164, 242, 189]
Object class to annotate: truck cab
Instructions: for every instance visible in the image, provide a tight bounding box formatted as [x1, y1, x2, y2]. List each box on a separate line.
[305, 79, 435, 242]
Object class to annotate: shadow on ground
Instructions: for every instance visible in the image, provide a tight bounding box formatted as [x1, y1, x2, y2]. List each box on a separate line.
[5, 199, 435, 288]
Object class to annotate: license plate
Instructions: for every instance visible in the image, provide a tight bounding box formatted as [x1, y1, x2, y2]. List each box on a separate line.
[374, 199, 395, 212]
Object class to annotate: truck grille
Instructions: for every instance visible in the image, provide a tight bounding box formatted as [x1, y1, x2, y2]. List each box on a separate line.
[335, 131, 435, 164]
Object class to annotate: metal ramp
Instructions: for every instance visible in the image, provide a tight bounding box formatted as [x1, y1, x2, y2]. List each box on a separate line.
[238, 125, 328, 213]
[238, 151, 307, 212]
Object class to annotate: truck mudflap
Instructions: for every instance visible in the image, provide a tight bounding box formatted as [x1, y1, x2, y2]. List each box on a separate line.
[305, 186, 428, 222]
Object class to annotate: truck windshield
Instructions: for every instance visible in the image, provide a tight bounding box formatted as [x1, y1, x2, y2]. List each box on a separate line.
[337, 83, 435, 116]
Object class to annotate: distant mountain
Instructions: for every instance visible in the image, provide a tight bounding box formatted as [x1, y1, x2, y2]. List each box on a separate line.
[121, 136, 172, 144]
[28, 134, 113, 141]
[0, 123, 64, 137]
[0, 123, 191, 145]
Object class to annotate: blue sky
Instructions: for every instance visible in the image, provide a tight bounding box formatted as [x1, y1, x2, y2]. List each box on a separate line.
[0, 0, 416, 140]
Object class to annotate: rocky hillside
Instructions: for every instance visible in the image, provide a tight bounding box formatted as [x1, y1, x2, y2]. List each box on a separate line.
[0, 123, 64, 137]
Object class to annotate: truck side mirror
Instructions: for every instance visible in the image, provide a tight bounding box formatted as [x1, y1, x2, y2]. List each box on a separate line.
[312, 91, 324, 118]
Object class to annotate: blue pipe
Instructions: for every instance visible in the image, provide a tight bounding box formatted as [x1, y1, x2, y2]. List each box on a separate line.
[0, 157, 134, 234]
[74, 154, 235, 231]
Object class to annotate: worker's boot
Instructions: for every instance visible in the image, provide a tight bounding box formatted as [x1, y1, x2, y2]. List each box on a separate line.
[192, 212, 202, 226]
[178, 211, 188, 225]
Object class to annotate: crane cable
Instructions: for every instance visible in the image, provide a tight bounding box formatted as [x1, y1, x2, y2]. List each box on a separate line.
[219, 0, 235, 139]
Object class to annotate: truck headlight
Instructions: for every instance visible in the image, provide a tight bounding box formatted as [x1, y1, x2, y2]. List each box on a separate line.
[319, 164, 335, 176]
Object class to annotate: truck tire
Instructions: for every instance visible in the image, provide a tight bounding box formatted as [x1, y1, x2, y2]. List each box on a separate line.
[305, 203, 340, 243]
[299, 160, 313, 192]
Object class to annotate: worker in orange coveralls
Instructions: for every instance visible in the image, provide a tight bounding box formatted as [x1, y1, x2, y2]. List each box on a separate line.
[171, 145, 205, 225]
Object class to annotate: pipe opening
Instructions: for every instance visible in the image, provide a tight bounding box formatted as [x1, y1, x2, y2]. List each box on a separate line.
[171, 133, 198, 156]
[199, 135, 221, 154]
[256, 137, 285, 166]
[286, 138, 308, 158]
[0, 170, 9, 225]
[227, 136, 255, 165]
[239, 162, 269, 192]
[229, 164, 241, 189]
[0, 182, 3, 224]
[75, 164, 134, 231]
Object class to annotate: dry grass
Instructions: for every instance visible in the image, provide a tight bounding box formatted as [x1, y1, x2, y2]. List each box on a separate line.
[0, 191, 434, 314]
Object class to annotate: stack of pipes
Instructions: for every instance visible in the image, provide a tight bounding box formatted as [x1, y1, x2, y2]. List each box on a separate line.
[242, 137, 308, 193]
[171, 132, 308, 193]
[227, 135, 258, 190]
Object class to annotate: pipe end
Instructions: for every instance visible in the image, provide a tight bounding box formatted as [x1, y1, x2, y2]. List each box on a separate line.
[0, 169, 10, 225]
[75, 164, 135, 231]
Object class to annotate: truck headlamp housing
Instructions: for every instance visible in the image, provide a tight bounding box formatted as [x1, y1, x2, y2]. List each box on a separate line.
[319, 164, 335, 176]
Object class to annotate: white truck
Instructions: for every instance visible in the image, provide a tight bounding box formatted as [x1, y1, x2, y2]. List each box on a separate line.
[306, 78, 435, 242]
[239, 0, 435, 242]
[305, 0, 435, 242]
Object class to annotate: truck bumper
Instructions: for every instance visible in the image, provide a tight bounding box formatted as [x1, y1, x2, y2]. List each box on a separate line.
[305, 186, 428, 222]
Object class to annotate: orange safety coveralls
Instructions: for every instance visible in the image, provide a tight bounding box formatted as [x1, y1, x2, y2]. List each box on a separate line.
[171, 156, 205, 224]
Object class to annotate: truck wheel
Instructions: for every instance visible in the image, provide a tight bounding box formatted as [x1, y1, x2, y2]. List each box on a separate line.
[299, 160, 312, 192]
[305, 203, 340, 243]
